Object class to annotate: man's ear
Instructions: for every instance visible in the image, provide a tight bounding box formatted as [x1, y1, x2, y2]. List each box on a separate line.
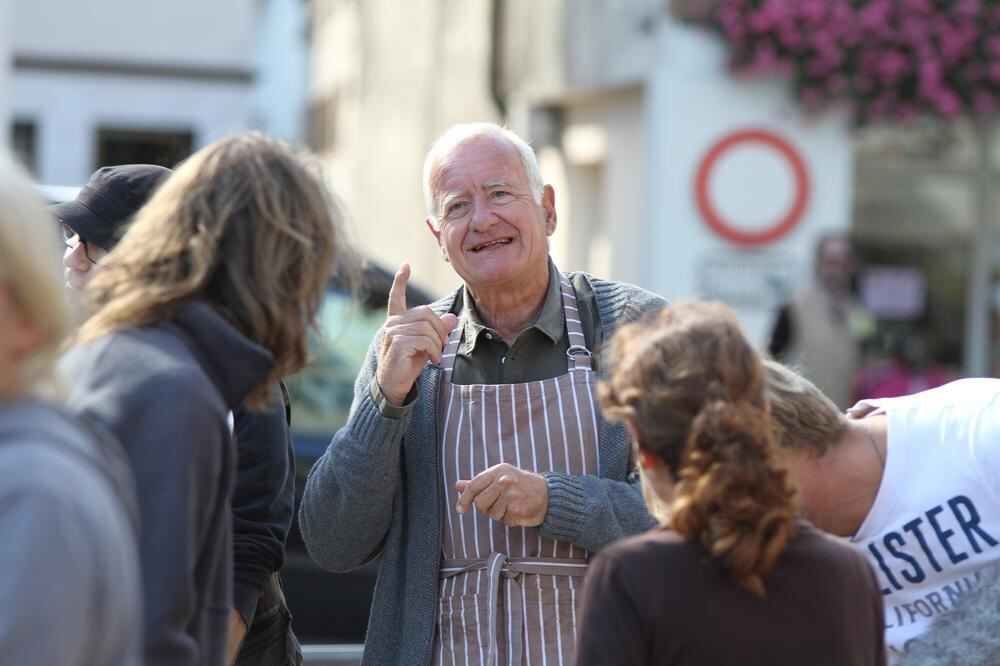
[541, 185, 557, 236]
[425, 217, 449, 262]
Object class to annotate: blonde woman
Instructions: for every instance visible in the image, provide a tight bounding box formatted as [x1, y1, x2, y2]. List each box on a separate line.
[0, 152, 141, 664]
[577, 302, 886, 666]
[61, 133, 353, 666]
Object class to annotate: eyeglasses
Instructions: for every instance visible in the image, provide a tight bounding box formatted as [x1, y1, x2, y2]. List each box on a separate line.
[61, 223, 100, 264]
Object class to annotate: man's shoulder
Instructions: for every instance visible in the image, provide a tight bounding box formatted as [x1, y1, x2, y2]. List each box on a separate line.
[569, 272, 666, 319]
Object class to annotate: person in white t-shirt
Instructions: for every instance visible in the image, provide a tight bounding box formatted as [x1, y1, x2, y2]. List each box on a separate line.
[764, 360, 1000, 664]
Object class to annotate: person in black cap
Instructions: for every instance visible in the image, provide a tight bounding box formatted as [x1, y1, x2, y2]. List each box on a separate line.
[53, 164, 172, 292]
[54, 161, 304, 665]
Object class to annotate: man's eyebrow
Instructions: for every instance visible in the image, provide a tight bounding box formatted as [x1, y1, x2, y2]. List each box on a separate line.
[483, 179, 512, 190]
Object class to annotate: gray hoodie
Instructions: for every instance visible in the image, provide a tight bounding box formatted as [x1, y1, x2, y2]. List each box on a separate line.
[61, 301, 274, 666]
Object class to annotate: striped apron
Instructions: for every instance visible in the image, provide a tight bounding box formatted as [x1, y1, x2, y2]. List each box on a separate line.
[433, 276, 600, 666]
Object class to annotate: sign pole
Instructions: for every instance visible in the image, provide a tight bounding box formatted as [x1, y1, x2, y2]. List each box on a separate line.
[964, 119, 996, 377]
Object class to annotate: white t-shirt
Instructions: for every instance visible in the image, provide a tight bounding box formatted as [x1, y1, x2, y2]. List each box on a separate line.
[851, 379, 1000, 661]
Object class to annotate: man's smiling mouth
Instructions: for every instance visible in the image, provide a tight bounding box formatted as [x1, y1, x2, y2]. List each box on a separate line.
[470, 238, 513, 253]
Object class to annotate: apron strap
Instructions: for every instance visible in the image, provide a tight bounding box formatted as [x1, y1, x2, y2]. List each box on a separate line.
[441, 554, 589, 666]
[441, 271, 594, 376]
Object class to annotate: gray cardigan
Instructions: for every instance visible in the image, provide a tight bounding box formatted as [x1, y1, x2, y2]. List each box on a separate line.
[300, 274, 664, 665]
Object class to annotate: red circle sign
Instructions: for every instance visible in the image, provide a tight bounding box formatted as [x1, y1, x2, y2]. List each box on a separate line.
[694, 129, 810, 246]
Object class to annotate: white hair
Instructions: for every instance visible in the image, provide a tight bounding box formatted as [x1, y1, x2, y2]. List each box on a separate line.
[0, 151, 70, 396]
[422, 123, 544, 224]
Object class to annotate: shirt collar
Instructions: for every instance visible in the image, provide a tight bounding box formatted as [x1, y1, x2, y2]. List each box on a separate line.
[459, 260, 564, 355]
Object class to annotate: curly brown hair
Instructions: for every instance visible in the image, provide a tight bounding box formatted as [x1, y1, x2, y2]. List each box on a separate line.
[79, 132, 359, 408]
[599, 301, 798, 596]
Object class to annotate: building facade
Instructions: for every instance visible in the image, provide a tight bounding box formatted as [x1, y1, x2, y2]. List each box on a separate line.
[8, 0, 308, 186]
[309, 0, 1000, 378]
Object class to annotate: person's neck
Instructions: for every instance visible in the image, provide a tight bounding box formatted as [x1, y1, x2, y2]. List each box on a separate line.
[786, 415, 887, 538]
[468, 269, 550, 345]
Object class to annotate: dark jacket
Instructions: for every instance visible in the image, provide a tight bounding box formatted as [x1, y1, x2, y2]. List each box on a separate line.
[231, 388, 295, 625]
[232, 385, 302, 666]
[62, 301, 273, 666]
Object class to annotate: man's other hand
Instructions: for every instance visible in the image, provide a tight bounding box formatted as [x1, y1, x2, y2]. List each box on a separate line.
[455, 463, 549, 527]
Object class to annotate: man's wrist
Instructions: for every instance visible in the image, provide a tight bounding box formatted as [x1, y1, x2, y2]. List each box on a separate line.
[369, 379, 417, 419]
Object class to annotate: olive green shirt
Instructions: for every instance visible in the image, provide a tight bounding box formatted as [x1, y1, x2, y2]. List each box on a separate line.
[447, 261, 601, 384]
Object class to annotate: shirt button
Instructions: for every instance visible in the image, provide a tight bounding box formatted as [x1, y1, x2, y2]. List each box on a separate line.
[485, 333, 493, 340]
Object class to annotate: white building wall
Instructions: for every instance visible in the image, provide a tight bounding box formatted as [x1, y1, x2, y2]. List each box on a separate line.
[0, 2, 11, 149]
[11, 71, 253, 186]
[11, 0, 254, 66]
[254, 0, 309, 143]
[8, 0, 307, 186]
[310, 0, 500, 298]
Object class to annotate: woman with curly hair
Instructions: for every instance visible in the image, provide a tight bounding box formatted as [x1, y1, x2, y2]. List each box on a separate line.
[61, 133, 355, 666]
[575, 301, 885, 665]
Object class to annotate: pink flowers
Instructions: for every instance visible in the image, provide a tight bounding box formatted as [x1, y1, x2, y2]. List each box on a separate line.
[697, 0, 1000, 124]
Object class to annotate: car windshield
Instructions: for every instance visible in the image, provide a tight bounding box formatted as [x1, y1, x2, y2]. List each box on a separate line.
[284, 287, 385, 441]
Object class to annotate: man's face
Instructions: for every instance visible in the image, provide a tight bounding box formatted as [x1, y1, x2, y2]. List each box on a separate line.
[426, 137, 556, 295]
[816, 237, 854, 292]
[62, 225, 109, 292]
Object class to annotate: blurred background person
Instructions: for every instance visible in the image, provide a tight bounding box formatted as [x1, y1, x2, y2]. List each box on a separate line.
[578, 301, 885, 666]
[769, 233, 874, 408]
[765, 360, 1000, 662]
[0, 151, 142, 665]
[54, 164, 172, 295]
[60, 133, 351, 666]
[54, 161, 302, 665]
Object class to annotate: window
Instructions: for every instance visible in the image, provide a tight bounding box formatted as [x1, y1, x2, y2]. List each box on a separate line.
[95, 128, 194, 170]
[11, 120, 37, 175]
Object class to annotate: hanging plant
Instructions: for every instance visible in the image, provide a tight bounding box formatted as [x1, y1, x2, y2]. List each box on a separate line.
[693, 0, 1000, 124]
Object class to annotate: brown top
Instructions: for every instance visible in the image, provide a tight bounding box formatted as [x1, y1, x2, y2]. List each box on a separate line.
[575, 523, 886, 666]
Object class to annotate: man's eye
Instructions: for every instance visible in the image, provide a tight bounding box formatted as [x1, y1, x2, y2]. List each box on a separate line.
[446, 202, 469, 217]
[492, 191, 511, 200]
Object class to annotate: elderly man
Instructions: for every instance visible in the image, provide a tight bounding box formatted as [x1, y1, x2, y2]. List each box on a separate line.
[300, 123, 663, 664]
[764, 361, 1000, 664]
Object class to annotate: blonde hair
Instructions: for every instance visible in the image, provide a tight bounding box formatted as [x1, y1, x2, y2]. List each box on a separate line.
[600, 301, 797, 596]
[79, 132, 359, 408]
[0, 152, 71, 396]
[763, 360, 847, 456]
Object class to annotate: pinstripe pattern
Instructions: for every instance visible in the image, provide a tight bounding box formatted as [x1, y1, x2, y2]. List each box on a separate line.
[433, 278, 598, 666]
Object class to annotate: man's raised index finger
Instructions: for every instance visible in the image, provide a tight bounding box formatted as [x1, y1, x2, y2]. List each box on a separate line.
[387, 263, 410, 316]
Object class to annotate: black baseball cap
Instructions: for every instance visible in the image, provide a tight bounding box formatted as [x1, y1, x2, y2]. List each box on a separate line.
[51, 164, 173, 250]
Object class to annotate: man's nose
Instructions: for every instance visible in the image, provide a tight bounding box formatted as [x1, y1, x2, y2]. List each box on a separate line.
[468, 200, 496, 232]
[64, 243, 91, 271]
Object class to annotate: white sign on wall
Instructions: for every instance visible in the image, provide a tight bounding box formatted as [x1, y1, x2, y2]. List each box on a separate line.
[644, 16, 854, 346]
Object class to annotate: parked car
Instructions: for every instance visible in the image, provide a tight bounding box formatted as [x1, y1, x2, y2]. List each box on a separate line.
[281, 262, 432, 643]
